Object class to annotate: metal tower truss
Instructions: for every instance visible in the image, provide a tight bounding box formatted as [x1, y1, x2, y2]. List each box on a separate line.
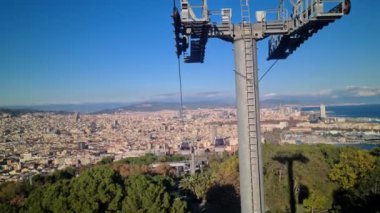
[268, 0, 351, 59]
[173, 0, 212, 63]
[173, 0, 350, 61]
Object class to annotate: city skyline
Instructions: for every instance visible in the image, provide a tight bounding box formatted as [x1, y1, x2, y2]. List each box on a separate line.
[1, 0, 379, 106]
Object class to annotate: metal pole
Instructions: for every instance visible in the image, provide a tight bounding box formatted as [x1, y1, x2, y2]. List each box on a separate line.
[234, 37, 265, 213]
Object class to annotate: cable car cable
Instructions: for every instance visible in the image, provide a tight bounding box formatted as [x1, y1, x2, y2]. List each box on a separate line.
[177, 57, 184, 121]
[259, 59, 279, 82]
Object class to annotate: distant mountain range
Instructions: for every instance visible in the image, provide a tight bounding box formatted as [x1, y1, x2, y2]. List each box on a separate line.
[0, 101, 236, 115]
[0, 108, 73, 116]
[92, 101, 236, 114]
[1, 98, 379, 115]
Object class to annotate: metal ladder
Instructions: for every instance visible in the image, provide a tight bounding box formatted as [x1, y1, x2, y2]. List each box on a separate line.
[240, 0, 261, 211]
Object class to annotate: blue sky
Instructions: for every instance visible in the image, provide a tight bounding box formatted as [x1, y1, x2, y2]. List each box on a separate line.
[0, 0, 379, 106]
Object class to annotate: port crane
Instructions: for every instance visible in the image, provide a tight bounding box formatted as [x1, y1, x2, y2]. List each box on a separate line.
[172, 0, 350, 212]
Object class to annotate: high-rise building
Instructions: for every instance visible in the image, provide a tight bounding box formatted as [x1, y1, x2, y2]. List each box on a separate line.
[320, 104, 326, 119]
[75, 112, 80, 122]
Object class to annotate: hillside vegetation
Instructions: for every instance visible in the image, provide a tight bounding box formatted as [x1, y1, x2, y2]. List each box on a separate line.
[0, 145, 379, 213]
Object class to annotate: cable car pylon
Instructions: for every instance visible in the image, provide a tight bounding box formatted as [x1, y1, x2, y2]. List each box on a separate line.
[172, 0, 350, 212]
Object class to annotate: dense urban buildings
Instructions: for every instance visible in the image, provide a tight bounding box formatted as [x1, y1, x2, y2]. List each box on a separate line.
[1, 106, 379, 183]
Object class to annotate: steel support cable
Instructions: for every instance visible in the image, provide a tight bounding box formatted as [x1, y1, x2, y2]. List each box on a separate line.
[177, 57, 184, 122]
[259, 59, 279, 82]
[177, 57, 189, 163]
[177, 57, 196, 176]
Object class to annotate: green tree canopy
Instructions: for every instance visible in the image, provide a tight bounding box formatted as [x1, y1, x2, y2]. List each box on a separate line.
[26, 166, 124, 213]
[180, 172, 215, 204]
[25, 166, 187, 213]
[122, 175, 186, 213]
[329, 150, 375, 189]
[210, 155, 240, 194]
[303, 190, 328, 213]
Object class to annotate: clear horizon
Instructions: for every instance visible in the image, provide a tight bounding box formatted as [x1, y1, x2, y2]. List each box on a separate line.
[1, 1, 379, 106]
